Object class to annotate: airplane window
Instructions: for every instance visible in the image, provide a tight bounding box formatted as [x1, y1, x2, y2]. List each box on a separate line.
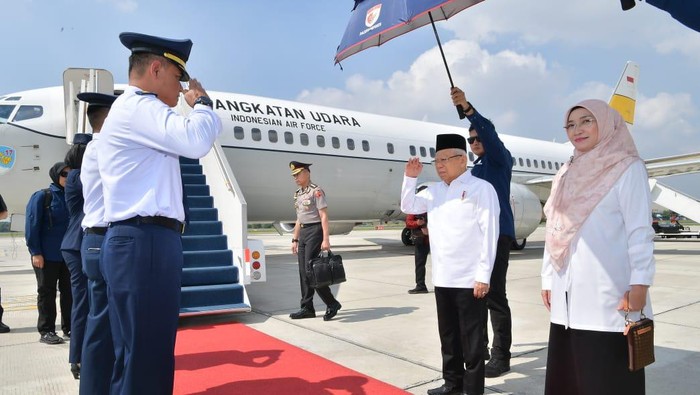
[317, 135, 325, 147]
[420, 147, 427, 157]
[548, 161, 552, 169]
[300, 133, 309, 146]
[251, 128, 261, 141]
[518, 158, 524, 167]
[526, 159, 531, 167]
[533, 160, 539, 168]
[0, 105, 15, 123]
[234, 126, 244, 140]
[347, 139, 355, 150]
[284, 132, 293, 144]
[468, 152, 475, 162]
[5, 96, 21, 101]
[12, 105, 43, 122]
[332, 137, 340, 149]
[362, 140, 369, 152]
[387, 143, 394, 154]
[541, 160, 546, 168]
[410, 145, 416, 156]
[268, 130, 278, 143]
[555, 162, 560, 170]
[429, 148, 435, 158]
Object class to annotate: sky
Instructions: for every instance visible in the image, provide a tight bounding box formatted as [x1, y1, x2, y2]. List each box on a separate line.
[2, 0, 699, 198]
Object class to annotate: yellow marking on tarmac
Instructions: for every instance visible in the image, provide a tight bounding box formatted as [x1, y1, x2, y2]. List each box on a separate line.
[3, 295, 38, 312]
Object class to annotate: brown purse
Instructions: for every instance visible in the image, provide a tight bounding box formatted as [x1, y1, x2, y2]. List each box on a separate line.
[624, 300, 655, 372]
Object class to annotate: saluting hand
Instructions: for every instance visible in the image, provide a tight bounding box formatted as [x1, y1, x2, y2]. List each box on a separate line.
[405, 157, 423, 178]
[183, 78, 210, 107]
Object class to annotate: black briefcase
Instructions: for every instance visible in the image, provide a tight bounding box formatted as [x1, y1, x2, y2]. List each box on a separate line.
[308, 250, 346, 289]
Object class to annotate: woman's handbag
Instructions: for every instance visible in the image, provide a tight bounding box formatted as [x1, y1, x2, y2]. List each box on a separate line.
[625, 302, 655, 372]
[308, 250, 346, 289]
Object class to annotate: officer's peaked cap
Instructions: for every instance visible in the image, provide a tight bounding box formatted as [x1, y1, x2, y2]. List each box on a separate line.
[119, 32, 193, 82]
[435, 134, 466, 152]
[289, 161, 311, 175]
[77, 92, 118, 111]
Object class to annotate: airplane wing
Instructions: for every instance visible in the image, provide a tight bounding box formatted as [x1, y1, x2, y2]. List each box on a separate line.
[644, 152, 700, 178]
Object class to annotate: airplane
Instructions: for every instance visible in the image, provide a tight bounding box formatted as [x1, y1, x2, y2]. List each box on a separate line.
[2, 61, 700, 252]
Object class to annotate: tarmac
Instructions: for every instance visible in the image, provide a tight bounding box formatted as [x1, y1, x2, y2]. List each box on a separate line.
[1, 226, 699, 394]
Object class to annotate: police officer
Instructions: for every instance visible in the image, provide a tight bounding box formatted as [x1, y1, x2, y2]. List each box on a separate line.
[77, 92, 117, 394]
[289, 161, 342, 321]
[61, 132, 92, 379]
[97, 32, 221, 394]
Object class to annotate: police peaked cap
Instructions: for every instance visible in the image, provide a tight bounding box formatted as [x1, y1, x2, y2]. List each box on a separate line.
[435, 134, 466, 152]
[119, 32, 193, 82]
[77, 92, 117, 111]
[289, 161, 311, 175]
[72, 133, 93, 145]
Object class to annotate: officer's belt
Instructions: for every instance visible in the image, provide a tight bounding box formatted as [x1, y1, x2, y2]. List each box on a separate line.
[300, 222, 321, 228]
[113, 216, 185, 234]
[85, 227, 107, 236]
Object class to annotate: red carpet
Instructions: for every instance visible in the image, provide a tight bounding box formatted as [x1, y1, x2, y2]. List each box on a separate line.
[174, 322, 410, 395]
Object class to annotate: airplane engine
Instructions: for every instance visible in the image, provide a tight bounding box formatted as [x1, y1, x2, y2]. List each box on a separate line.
[272, 221, 357, 236]
[510, 182, 543, 250]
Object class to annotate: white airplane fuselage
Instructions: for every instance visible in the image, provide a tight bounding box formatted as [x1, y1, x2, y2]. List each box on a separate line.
[1, 85, 566, 240]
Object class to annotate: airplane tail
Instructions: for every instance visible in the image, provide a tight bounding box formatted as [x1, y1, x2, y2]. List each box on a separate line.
[608, 61, 639, 125]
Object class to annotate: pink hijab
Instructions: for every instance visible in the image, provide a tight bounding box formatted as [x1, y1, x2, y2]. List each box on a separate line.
[544, 99, 642, 271]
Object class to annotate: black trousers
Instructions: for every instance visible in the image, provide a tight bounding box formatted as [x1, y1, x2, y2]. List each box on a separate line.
[0, 287, 4, 321]
[297, 224, 338, 311]
[413, 238, 430, 288]
[545, 323, 645, 395]
[33, 259, 72, 334]
[435, 286, 486, 395]
[483, 235, 513, 360]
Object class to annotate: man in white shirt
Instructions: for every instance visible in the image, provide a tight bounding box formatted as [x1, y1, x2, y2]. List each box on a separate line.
[401, 134, 500, 395]
[97, 32, 222, 395]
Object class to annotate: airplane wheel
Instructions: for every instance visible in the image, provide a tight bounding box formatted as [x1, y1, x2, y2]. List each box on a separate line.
[511, 238, 526, 250]
[401, 228, 414, 246]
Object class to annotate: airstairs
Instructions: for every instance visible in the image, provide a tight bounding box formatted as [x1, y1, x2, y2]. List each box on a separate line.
[649, 179, 700, 225]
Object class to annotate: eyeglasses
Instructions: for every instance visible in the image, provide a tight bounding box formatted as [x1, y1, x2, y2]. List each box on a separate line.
[467, 136, 481, 144]
[59, 171, 69, 177]
[564, 117, 596, 133]
[432, 154, 463, 165]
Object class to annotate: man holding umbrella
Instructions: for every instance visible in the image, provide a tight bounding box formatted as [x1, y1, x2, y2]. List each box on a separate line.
[451, 87, 515, 378]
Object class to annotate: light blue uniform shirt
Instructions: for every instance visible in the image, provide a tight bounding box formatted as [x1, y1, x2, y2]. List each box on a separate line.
[97, 86, 222, 222]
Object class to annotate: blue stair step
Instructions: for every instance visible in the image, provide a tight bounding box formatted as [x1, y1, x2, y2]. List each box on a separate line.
[184, 221, 222, 236]
[182, 235, 228, 251]
[179, 157, 199, 165]
[185, 184, 210, 196]
[187, 196, 214, 208]
[188, 208, 218, 221]
[182, 266, 239, 286]
[180, 164, 203, 175]
[182, 174, 206, 185]
[183, 250, 233, 268]
[180, 303, 250, 315]
[180, 284, 245, 309]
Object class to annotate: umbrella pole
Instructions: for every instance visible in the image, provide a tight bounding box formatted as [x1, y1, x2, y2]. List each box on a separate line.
[429, 12, 466, 119]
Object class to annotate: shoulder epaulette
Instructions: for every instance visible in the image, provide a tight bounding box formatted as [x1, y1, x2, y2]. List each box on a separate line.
[135, 90, 157, 97]
[309, 183, 318, 189]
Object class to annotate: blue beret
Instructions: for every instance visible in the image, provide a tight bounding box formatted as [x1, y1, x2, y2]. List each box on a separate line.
[119, 32, 193, 82]
[77, 92, 117, 110]
[72, 133, 93, 145]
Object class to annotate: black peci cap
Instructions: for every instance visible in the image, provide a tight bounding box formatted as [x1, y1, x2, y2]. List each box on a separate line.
[119, 32, 193, 82]
[435, 134, 466, 152]
[289, 161, 311, 175]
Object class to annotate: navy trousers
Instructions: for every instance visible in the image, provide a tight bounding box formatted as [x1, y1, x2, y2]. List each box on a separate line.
[102, 223, 183, 395]
[79, 232, 114, 395]
[62, 249, 88, 364]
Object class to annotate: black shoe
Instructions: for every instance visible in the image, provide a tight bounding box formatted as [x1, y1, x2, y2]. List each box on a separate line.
[484, 358, 510, 378]
[40, 332, 64, 345]
[483, 346, 490, 361]
[427, 384, 462, 395]
[63, 331, 71, 340]
[323, 303, 342, 321]
[70, 363, 80, 379]
[408, 286, 429, 294]
[289, 308, 316, 319]
[0, 322, 9, 333]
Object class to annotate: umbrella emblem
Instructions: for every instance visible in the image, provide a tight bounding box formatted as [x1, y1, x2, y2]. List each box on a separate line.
[365, 4, 382, 28]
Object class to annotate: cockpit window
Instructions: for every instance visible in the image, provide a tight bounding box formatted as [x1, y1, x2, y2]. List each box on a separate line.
[12, 105, 43, 122]
[4, 96, 21, 101]
[0, 105, 15, 123]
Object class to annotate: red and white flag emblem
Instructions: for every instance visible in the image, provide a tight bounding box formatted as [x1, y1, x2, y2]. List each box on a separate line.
[365, 4, 382, 28]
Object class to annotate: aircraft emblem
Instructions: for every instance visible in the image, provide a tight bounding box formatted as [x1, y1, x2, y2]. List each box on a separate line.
[0, 146, 16, 175]
[365, 4, 382, 28]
